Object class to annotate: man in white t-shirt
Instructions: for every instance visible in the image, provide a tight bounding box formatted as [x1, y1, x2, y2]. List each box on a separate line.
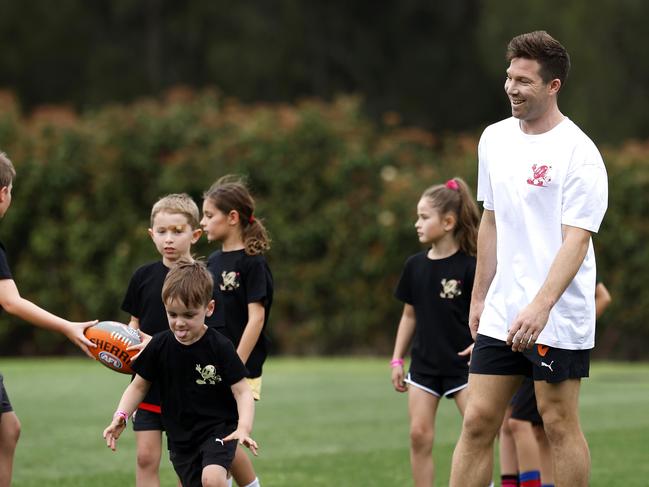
[449, 31, 607, 487]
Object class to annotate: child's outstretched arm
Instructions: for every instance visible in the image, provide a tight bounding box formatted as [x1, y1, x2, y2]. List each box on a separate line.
[391, 303, 416, 393]
[236, 302, 265, 364]
[223, 378, 258, 455]
[0, 279, 97, 358]
[102, 375, 151, 451]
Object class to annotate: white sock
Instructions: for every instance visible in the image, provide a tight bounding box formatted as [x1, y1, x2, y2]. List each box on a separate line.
[243, 478, 260, 487]
[226, 477, 233, 487]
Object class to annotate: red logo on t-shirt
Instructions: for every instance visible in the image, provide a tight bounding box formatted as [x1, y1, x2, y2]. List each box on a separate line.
[527, 164, 552, 187]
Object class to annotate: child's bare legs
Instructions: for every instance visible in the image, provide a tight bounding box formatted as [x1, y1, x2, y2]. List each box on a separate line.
[231, 446, 257, 485]
[135, 430, 162, 487]
[408, 385, 440, 487]
[499, 407, 519, 476]
[533, 424, 554, 485]
[0, 412, 20, 487]
[202, 464, 229, 487]
[508, 418, 540, 473]
[453, 387, 468, 415]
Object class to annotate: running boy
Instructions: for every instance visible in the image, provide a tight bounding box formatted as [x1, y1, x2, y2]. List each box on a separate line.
[0, 152, 97, 487]
[103, 260, 258, 487]
[121, 193, 202, 486]
[201, 175, 272, 487]
[391, 177, 480, 486]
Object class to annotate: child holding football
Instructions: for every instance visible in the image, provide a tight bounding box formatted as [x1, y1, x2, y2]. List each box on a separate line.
[390, 177, 480, 487]
[0, 152, 97, 487]
[104, 260, 257, 487]
[121, 193, 202, 486]
[201, 175, 273, 487]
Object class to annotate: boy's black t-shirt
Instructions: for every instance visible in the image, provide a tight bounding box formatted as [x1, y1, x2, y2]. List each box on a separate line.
[121, 261, 170, 407]
[121, 261, 170, 336]
[206, 250, 273, 378]
[394, 250, 475, 376]
[132, 327, 248, 453]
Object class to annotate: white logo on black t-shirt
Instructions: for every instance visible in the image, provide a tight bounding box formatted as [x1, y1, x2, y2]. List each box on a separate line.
[195, 364, 222, 385]
[220, 271, 240, 291]
[440, 279, 462, 299]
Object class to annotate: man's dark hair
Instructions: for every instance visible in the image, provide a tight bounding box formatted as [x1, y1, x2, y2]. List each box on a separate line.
[507, 31, 570, 88]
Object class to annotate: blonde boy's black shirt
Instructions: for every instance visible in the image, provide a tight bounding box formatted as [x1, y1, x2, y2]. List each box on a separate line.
[121, 261, 170, 336]
[121, 261, 170, 408]
[132, 327, 248, 452]
[206, 249, 273, 378]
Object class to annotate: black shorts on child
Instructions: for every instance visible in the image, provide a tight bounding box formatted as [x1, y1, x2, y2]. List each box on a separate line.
[169, 433, 237, 487]
[0, 374, 13, 414]
[132, 407, 165, 432]
[470, 334, 591, 383]
[405, 370, 468, 398]
[510, 378, 542, 425]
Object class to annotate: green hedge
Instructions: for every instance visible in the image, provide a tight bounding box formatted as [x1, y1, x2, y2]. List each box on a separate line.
[0, 90, 646, 357]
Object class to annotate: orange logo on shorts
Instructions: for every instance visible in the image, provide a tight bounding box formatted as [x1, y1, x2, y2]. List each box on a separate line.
[537, 345, 549, 357]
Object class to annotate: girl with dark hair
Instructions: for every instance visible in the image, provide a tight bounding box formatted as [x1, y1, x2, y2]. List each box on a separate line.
[201, 176, 272, 487]
[390, 177, 480, 487]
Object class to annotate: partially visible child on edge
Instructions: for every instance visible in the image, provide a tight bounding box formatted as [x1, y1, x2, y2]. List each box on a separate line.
[103, 260, 257, 487]
[391, 177, 480, 487]
[498, 281, 613, 487]
[121, 193, 202, 486]
[0, 152, 97, 487]
[201, 175, 273, 487]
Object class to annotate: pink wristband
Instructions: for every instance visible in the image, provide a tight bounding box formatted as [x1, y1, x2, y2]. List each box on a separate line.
[390, 358, 404, 368]
[114, 410, 129, 424]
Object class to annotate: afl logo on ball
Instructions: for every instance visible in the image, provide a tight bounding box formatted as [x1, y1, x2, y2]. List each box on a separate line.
[99, 351, 124, 370]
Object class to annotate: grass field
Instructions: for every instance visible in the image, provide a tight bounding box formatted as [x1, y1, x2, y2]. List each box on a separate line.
[1, 357, 648, 486]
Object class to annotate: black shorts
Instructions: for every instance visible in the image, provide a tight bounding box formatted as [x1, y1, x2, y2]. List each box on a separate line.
[170, 434, 237, 487]
[0, 374, 13, 415]
[405, 371, 468, 398]
[132, 407, 165, 432]
[470, 334, 590, 383]
[510, 378, 542, 425]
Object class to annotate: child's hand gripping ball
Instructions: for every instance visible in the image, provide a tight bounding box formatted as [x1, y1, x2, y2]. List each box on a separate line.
[84, 321, 142, 374]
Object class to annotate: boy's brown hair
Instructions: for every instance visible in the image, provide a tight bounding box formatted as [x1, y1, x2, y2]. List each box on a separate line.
[162, 259, 213, 308]
[151, 193, 200, 229]
[0, 152, 16, 188]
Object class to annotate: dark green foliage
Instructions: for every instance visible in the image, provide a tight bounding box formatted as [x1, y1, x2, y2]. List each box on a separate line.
[0, 92, 645, 357]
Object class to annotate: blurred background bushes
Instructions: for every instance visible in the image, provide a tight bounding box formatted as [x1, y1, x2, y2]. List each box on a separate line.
[0, 90, 645, 358]
[2, 0, 649, 145]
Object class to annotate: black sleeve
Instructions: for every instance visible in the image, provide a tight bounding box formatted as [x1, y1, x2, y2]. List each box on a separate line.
[0, 244, 13, 280]
[216, 335, 248, 385]
[243, 257, 271, 304]
[394, 258, 413, 304]
[131, 335, 161, 382]
[121, 269, 142, 317]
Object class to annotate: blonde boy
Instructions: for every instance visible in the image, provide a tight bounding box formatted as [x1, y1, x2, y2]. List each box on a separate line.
[120, 193, 202, 486]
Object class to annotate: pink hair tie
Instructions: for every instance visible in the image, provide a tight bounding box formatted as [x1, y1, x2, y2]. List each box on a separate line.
[445, 179, 459, 191]
[249, 214, 255, 224]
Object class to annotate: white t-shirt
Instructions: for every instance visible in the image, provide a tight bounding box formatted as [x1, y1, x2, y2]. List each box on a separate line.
[477, 117, 608, 350]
